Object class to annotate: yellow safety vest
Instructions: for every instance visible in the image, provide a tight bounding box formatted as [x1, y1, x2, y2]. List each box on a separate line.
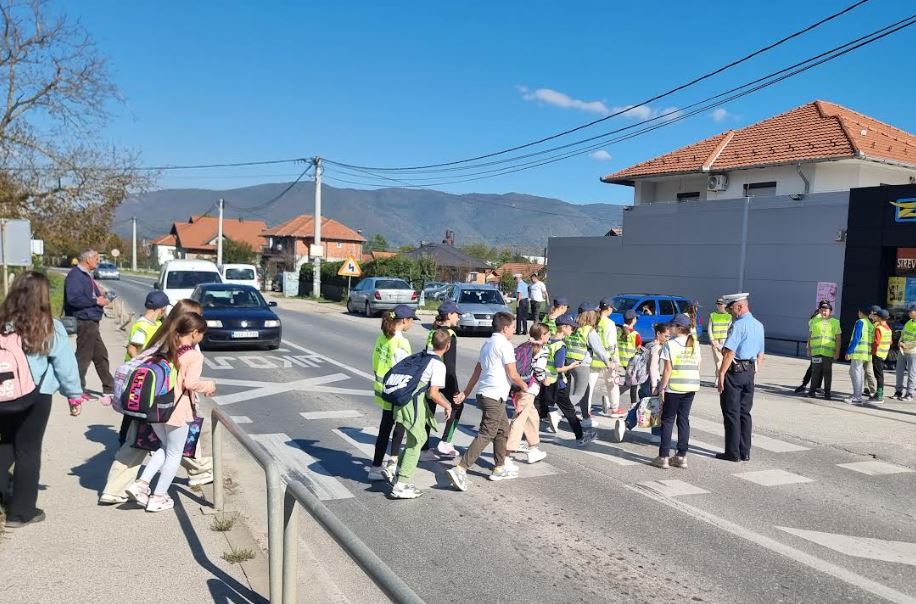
[125, 317, 161, 361]
[565, 325, 592, 362]
[591, 316, 616, 369]
[849, 318, 871, 362]
[372, 333, 412, 410]
[808, 317, 840, 358]
[618, 329, 638, 368]
[426, 327, 456, 351]
[544, 314, 559, 336]
[875, 323, 891, 360]
[709, 312, 731, 342]
[901, 320, 916, 350]
[666, 337, 700, 393]
[544, 339, 565, 385]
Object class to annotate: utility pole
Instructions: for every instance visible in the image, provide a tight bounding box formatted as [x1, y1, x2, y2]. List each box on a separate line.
[131, 217, 138, 272]
[217, 197, 225, 266]
[312, 157, 323, 299]
[1, 219, 7, 297]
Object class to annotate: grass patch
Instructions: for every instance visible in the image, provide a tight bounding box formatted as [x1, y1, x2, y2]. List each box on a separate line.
[47, 271, 65, 317]
[222, 547, 255, 564]
[210, 513, 238, 532]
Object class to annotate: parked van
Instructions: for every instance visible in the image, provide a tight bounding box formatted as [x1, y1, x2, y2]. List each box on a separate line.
[156, 259, 223, 305]
[220, 263, 260, 290]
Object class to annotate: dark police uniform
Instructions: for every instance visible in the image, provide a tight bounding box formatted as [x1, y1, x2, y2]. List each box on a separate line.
[719, 293, 765, 461]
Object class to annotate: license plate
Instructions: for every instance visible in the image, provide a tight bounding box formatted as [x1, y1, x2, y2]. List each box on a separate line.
[231, 331, 259, 339]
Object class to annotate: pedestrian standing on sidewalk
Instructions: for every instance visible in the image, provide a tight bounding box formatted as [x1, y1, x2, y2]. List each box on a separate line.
[369, 305, 417, 481]
[707, 298, 731, 375]
[868, 308, 891, 405]
[652, 314, 700, 469]
[806, 301, 841, 401]
[125, 313, 215, 512]
[388, 330, 453, 500]
[539, 314, 595, 445]
[0, 272, 83, 529]
[543, 297, 569, 336]
[506, 323, 550, 464]
[895, 302, 916, 401]
[446, 312, 528, 491]
[715, 293, 765, 463]
[528, 274, 548, 323]
[99, 298, 213, 506]
[591, 297, 622, 416]
[63, 249, 114, 401]
[566, 306, 612, 428]
[845, 307, 872, 405]
[421, 301, 461, 460]
[515, 275, 529, 335]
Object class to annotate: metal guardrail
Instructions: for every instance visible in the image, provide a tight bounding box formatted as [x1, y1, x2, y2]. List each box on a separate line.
[210, 407, 424, 604]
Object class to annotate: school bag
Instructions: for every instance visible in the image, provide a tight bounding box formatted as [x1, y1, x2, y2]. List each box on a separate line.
[0, 327, 37, 408]
[624, 345, 649, 387]
[113, 351, 183, 422]
[513, 341, 535, 385]
[380, 352, 435, 408]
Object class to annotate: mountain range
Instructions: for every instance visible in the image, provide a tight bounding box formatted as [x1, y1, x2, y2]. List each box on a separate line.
[115, 182, 626, 250]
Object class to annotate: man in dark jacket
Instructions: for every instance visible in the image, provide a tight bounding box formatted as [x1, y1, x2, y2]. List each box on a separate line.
[64, 249, 114, 395]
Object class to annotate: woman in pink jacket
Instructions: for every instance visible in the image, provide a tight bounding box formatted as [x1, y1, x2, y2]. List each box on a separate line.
[126, 313, 215, 512]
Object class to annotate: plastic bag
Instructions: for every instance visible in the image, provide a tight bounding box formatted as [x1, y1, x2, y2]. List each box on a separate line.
[636, 396, 662, 428]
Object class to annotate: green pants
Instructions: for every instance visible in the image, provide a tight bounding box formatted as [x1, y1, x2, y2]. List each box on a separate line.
[395, 397, 431, 482]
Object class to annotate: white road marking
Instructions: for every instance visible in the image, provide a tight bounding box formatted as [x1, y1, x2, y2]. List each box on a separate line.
[332, 428, 376, 458]
[628, 484, 916, 604]
[229, 415, 252, 424]
[212, 373, 369, 406]
[638, 479, 710, 497]
[302, 410, 364, 420]
[734, 469, 813, 487]
[837, 461, 915, 476]
[777, 527, 916, 567]
[689, 417, 810, 453]
[283, 339, 374, 381]
[126, 278, 152, 286]
[239, 356, 278, 369]
[251, 433, 353, 501]
[203, 356, 236, 370]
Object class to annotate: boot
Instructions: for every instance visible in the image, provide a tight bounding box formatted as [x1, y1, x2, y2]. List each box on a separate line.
[869, 387, 884, 402]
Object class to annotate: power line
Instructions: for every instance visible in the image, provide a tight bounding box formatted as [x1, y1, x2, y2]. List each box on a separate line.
[324, 0, 872, 172]
[223, 165, 312, 215]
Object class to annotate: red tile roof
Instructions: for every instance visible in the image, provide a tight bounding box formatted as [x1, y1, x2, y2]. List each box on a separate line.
[171, 215, 268, 252]
[262, 215, 366, 242]
[601, 100, 916, 183]
[151, 234, 176, 246]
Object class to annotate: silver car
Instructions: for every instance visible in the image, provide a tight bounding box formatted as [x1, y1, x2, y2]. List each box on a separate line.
[443, 284, 510, 334]
[347, 276, 418, 317]
[94, 262, 120, 280]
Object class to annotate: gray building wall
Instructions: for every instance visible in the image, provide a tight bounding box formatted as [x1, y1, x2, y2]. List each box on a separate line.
[547, 192, 850, 343]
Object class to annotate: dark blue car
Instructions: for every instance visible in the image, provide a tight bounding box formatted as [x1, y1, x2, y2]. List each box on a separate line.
[191, 283, 282, 350]
[610, 294, 704, 342]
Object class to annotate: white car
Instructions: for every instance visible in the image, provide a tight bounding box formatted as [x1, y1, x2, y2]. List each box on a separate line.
[220, 263, 260, 290]
[156, 259, 223, 305]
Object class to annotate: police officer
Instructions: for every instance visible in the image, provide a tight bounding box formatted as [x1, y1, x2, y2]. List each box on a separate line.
[715, 293, 765, 462]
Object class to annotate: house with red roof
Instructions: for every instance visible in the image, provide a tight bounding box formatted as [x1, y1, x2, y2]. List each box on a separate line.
[261, 214, 367, 271]
[151, 215, 268, 265]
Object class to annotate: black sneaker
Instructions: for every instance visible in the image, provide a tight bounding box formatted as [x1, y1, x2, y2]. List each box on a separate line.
[714, 453, 741, 462]
[824, 392, 832, 401]
[5, 509, 46, 528]
[893, 391, 903, 400]
[794, 385, 806, 394]
[807, 391, 816, 399]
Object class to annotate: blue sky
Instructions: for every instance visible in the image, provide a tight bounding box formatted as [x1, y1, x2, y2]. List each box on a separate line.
[67, 0, 915, 205]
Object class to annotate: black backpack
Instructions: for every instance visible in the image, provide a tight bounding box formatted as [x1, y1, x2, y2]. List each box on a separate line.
[380, 352, 435, 407]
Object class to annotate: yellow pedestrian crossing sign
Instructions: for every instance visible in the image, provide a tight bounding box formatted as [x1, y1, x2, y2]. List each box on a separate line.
[338, 257, 362, 277]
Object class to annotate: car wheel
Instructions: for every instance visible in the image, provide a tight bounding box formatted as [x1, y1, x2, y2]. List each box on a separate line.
[346, 299, 354, 314]
[364, 302, 373, 317]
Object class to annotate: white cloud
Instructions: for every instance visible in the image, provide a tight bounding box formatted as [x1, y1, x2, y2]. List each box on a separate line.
[711, 107, 737, 122]
[589, 150, 612, 161]
[659, 106, 683, 121]
[517, 86, 609, 115]
[610, 104, 653, 120]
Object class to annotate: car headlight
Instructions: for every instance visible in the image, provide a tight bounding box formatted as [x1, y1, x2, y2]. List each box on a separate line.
[461, 313, 473, 320]
[264, 320, 281, 328]
[206, 320, 223, 328]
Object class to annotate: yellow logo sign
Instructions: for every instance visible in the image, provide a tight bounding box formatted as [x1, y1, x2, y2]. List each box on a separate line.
[892, 198, 916, 222]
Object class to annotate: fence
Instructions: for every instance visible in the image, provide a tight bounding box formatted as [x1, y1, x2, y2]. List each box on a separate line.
[210, 407, 424, 604]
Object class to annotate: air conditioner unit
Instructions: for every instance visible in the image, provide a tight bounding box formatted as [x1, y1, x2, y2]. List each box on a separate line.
[707, 174, 728, 191]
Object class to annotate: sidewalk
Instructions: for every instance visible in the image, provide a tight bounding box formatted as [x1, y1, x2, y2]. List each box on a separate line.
[0, 311, 269, 603]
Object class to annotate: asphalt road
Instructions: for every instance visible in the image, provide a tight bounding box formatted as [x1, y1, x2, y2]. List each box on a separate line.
[108, 275, 916, 604]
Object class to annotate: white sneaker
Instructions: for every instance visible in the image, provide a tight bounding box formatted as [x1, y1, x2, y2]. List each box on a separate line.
[125, 480, 150, 507]
[602, 395, 610, 414]
[98, 494, 128, 505]
[446, 466, 468, 491]
[419, 449, 440, 462]
[146, 494, 175, 512]
[382, 461, 397, 483]
[488, 466, 519, 481]
[368, 465, 387, 481]
[845, 397, 864, 406]
[527, 448, 547, 464]
[390, 482, 422, 499]
[517, 441, 530, 452]
[547, 411, 561, 433]
[581, 417, 595, 429]
[436, 441, 460, 458]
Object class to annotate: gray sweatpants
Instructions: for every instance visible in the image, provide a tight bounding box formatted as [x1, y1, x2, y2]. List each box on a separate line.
[897, 352, 916, 396]
[567, 366, 591, 419]
[849, 359, 865, 401]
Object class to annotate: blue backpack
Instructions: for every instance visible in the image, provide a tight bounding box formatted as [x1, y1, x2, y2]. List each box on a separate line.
[380, 352, 435, 407]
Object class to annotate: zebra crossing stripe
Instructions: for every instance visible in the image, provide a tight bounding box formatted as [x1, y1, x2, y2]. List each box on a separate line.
[250, 433, 353, 501]
[689, 417, 810, 452]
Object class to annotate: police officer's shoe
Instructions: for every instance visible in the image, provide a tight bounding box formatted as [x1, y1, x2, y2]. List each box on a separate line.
[714, 453, 741, 462]
[740, 455, 750, 462]
[824, 392, 833, 401]
[794, 385, 806, 394]
[807, 391, 816, 399]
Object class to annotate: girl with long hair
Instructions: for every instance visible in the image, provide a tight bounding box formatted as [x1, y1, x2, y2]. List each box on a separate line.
[126, 312, 215, 512]
[652, 314, 701, 470]
[564, 306, 611, 428]
[0, 272, 82, 528]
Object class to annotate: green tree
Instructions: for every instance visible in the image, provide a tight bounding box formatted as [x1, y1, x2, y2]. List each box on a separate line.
[222, 238, 257, 264]
[366, 234, 389, 252]
[397, 245, 415, 253]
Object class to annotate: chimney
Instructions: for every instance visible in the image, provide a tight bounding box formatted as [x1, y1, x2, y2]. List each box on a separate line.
[443, 230, 455, 246]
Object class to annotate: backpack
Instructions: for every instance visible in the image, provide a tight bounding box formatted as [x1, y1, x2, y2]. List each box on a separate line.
[625, 345, 650, 387]
[380, 352, 434, 408]
[113, 351, 182, 422]
[0, 329, 37, 405]
[513, 341, 535, 384]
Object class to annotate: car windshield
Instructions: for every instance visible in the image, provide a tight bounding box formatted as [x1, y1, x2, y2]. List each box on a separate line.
[458, 289, 504, 305]
[199, 288, 265, 308]
[99, 263, 116, 269]
[612, 296, 641, 312]
[225, 268, 255, 280]
[167, 271, 221, 289]
[375, 279, 411, 290]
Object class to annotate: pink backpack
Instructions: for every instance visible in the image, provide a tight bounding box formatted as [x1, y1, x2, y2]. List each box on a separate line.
[0, 331, 37, 403]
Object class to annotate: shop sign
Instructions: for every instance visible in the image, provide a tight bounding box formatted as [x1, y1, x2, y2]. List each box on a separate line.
[815, 282, 837, 308]
[898, 248, 916, 270]
[891, 198, 916, 222]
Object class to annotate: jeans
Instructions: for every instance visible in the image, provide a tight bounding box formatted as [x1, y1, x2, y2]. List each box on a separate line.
[849, 359, 865, 401]
[507, 392, 540, 450]
[139, 422, 192, 496]
[459, 395, 510, 471]
[896, 352, 916, 396]
[808, 355, 834, 395]
[372, 407, 405, 467]
[75, 319, 114, 394]
[720, 367, 755, 458]
[0, 391, 49, 520]
[659, 391, 695, 458]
